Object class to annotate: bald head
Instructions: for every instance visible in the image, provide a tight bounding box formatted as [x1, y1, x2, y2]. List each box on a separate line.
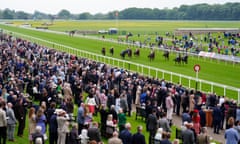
[112, 131, 119, 137]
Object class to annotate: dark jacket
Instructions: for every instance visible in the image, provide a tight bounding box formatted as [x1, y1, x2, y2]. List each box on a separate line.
[212, 106, 222, 122]
[119, 129, 132, 144]
[147, 113, 158, 131]
[87, 127, 101, 142]
[132, 132, 146, 144]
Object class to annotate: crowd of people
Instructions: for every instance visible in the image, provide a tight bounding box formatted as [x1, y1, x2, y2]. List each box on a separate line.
[0, 31, 239, 144]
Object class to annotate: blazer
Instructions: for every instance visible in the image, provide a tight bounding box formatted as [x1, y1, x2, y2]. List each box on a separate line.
[147, 113, 158, 131]
[119, 129, 132, 144]
[87, 127, 101, 142]
[6, 107, 17, 125]
[182, 129, 194, 144]
[132, 132, 146, 144]
[108, 137, 123, 144]
[0, 108, 7, 127]
[158, 118, 171, 132]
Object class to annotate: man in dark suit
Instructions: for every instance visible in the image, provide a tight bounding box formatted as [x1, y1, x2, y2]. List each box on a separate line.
[49, 112, 58, 144]
[212, 104, 222, 134]
[182, 122, 195, 144]
[132, 125, 146, 144]
[119, 123, 132, 144]
[87, 122, 101, 143]
[147, 109, 158, 144]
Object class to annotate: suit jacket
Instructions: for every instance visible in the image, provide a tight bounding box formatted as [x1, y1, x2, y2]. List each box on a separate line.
[147, 113, 158, 131]
[6, 107, 17, 125]
[158, 118, 171, 132]
[212, 106, 222, 122]
[119, 129, 132, 144]
[182, 129, 194, 144]
[87, 127, 101, 142]
[108, 136, 123, 144]
[132, 132, 146, 144]
[0, 108, 7, 127]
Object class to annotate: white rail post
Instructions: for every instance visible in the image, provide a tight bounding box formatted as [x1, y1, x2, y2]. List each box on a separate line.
[148, 67, 150, 77]
[179, 75, 182, 84]
[224, 86, 226, 96]
[199, 80, 202, 91]
[155, 70, 158, 78]
[211, 83, 213, 93]
[238, 90, 240, 104]
[170, 72, 173, 83]
[189, 78, 191, 88]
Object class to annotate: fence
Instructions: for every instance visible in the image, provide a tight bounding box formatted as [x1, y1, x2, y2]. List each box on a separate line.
[4, 29, 240, 103]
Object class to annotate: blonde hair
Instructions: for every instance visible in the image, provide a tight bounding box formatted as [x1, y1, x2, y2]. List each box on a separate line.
[29, 107, 36, 119]
[228, 117, 235, 127]
[107, 114, 113, 121]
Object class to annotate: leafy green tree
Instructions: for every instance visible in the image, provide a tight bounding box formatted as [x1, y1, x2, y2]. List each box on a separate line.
[2, 8, 15, 19]
[57, 9, 71, 19]
[15, 11, 31, 19]
[78, 12, 92, 19]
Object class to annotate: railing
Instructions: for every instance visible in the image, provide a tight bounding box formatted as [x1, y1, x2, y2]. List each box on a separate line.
[4, 29, 240, 103]
[4, 23, 240, 63]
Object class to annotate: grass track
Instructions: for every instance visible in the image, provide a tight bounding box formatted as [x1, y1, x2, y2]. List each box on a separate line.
[0, 23, 239, 99]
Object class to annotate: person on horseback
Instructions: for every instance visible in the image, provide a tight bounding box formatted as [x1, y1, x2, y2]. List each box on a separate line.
[110, 47, 114, 56]
[127, 47, 132, 58]
[148, 48, 155, 61]
[134, 48, 140, 56]
[174, 53, 181, 64]
[120, 50, 127, 59]
[163, 50, 169, 60]
[102, 47, 106, 56]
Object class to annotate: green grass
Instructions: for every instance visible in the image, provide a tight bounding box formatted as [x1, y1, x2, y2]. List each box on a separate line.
[0, 21, 239, 100]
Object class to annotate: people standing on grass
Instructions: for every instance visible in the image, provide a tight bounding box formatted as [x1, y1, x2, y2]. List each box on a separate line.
[132, 125, 146, 144]
[147, 109, 158, 144]
[28, 107, 36, 144]
[108, 131, 122, 144]
[166, 93, 174, 126]
[119, 123, 132, 144]
[6, 102, 17, 142]
[182, 122, 195, 144]
[0, 101, 7, 144]
[14, 98, 26, 137]
[0, 32, 238, 144]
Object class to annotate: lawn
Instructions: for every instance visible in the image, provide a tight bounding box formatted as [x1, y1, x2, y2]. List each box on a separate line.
[1, 20, 231, 144]
[0, 21, 239, 100]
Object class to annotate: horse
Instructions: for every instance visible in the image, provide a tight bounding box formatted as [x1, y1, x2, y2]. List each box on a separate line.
[110, 47, 114, 56]
[120, 50, 128, 59]
[69, 30, 76, 37]
[102, 47, 106, 56]
[163, 50, 169, 60]
[181, 55, 188, 64]
[127, 48, 132, 58]
[134, 48, 140, 56]
[148, 51, 155, 61]
[174, 54, 188, 64]
[174, 54, 182, 64]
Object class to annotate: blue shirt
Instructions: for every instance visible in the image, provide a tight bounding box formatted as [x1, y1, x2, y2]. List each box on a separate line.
[225, 127, 239, 144]
[77, 106, 84, 124]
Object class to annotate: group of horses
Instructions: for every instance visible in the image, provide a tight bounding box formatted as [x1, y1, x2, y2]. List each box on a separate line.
[102, 47, 114, 56]
[101, 47, 188, 64]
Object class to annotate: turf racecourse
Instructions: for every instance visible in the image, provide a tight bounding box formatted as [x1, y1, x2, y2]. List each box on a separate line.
[0, 21, 239, 100]
[0, 20, 229, 144]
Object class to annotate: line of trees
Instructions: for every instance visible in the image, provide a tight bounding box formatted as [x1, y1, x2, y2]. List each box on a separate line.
[0, 2, 240, 20]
